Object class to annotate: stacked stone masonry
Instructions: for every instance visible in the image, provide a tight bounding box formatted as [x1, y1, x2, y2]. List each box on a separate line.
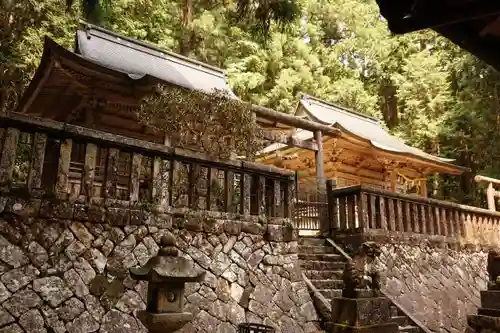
[378, 243, 488, 333]
[0, 196, 321, 333]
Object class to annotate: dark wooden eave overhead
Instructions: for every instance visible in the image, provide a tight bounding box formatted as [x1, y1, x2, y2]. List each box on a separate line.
[376, 0, 500, 71]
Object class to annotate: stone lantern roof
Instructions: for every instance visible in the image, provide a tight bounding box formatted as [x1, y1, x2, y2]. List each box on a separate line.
[130, 233, 206, 283]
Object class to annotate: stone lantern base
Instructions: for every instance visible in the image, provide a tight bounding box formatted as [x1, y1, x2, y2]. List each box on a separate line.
[137, 311, 194, 333]
[331, 290, 399, 333]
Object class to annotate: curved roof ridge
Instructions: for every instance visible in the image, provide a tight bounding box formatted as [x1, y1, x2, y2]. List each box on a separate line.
[80, 22, 227, 76]
[75, 22, 234, 96]
[300, 93, 380, 124]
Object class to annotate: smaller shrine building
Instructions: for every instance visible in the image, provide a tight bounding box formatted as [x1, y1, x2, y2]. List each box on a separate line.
[257, 94, 468, 198]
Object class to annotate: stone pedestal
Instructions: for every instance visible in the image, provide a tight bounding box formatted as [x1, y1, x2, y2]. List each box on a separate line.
[331, 290, 399, 333]
[467, 287, 500, 332]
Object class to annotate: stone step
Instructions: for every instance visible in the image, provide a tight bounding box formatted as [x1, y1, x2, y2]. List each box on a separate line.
[298, 237, 326, 246]
[398, 325, 421, 333]
[304, 269, 343, 280]
[299, 260, 345, 271]
[298, 253, 344, 262]
[310, 279, 343, 289]
[392, 315, 410, 327]
[319, 289, 342, 299]
[298, 245, 337, 254]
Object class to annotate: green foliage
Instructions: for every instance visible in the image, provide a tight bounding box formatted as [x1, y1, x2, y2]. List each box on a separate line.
[4, 0, 500, 207]
[137, 85, 264, 159]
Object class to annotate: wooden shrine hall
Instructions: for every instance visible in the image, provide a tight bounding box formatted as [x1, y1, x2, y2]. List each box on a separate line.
[257, 94, 468, 198]
[13, 23, 342, 205]
[17, 23, 336, 144]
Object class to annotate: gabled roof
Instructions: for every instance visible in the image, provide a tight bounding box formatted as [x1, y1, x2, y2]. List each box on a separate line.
[18, 24, 340, 135]
[75, 24, 235, 96]
[259, 94, 468, 174]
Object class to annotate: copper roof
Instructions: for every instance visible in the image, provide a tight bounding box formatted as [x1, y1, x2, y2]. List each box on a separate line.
[75, 24, 235, 95]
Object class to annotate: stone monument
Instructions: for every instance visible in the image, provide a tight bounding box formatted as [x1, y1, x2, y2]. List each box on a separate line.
[130, 232, 206, 333]
[467, 249, 500, 332]
[331, 242, 399, 333]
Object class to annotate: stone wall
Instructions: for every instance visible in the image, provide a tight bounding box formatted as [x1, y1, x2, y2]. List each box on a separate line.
[0, 197, 321, 333]
[378, 243, 487, 333]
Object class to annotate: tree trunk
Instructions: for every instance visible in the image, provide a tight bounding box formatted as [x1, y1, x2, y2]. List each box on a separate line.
[179, 0, 194, 55]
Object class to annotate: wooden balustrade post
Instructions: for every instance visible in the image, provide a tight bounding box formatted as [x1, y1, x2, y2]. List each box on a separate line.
[81, 143, 97, 200]
[378, 196, 388, 230]
[224, 170, 234, 212]
[55, 138, 72, 199]
[440, 208, 448, 236]
[152, 158, 170, 210]
[387, 198, 396, 231]
[338, 196, 347, 230]
[257, 176, 267, 216]
[426, 206, 435, 235]
[434, 207, 441, 235]
[396, 200, 404, 231]
[285, 177, 295, 219]
[368, 194, 376, 229]
[487, 182, 496, 211]
[206, 168, 218, 211]
[420, 205, 427, 234]
[104, 148, 119, 200]
[404, 201, 411, 232]
[327, 180, 339, 231]
[188, 163, 197, 209]
[0, 128, 20, 189]
[357, 191, 368, 231]
[272, 179, 281, 217]
[346, 195, 356, 230]
[447, 209, 455, 237]
[411, 203, 419, 233]
[459, 212, 467, 239]
[130, 153, 142, 203]
[241, 174, 252, 216]
[27, 132, 47, 194]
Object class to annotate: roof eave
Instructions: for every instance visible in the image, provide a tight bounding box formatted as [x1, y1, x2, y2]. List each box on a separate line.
[335, 124, 470, 175]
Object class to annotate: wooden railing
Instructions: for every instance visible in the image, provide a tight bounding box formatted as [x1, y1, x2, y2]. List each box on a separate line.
[0, 112, 295, 218]
[327, 182, 500, 244]
[293, 189, 328, 231]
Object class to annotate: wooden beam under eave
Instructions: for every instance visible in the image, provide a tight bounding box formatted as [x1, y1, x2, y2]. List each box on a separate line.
[261, 131, 318, 151]
[251, 105, 342, 136]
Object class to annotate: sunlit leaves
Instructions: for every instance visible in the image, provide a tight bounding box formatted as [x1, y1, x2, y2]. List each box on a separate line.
[137, 86, 265, 159]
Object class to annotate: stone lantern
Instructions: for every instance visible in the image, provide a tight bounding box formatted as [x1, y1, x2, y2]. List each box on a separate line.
[130, 232, 206, 333]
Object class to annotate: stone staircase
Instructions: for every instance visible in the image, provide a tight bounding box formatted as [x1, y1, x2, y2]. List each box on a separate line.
[298, 237, 424, 333]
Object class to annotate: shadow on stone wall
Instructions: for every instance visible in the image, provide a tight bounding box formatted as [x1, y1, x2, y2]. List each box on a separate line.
[0, 200, 321, 333]
[379, 243, 487, 333]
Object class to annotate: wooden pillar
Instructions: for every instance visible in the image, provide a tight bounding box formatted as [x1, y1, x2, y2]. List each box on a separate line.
[314, 130, 325, 192]
[390, 169, 397, 192]
[487, 182, 496, 211]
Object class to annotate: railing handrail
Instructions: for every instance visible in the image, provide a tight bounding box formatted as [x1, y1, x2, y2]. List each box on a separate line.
[475, 175, 500, 186]
[329, 184, 500, 218]
[0, 111, 294, 179]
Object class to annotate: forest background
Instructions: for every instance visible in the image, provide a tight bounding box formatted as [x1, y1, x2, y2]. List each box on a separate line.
[3, 0, 500, 207]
